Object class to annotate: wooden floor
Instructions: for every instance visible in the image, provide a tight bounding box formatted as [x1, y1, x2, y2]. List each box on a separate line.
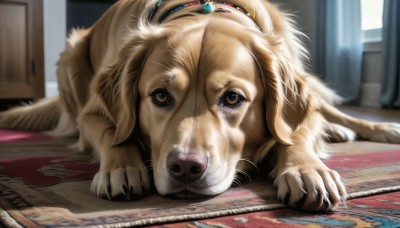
[340, 105, 400, 123]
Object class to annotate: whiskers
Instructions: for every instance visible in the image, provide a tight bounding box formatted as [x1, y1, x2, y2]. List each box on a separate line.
[238, 158, 259, 174]
[231, 169, 249, 187]
[229, 158, 259, 188]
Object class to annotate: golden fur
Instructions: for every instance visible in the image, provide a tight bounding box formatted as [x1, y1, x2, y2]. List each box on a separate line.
[1, 0, 399, 211]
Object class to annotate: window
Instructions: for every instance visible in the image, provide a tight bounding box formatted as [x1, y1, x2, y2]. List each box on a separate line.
[361, 0, 384, 42]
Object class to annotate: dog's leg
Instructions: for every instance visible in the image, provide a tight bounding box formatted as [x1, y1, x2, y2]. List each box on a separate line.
[78, 113, 150, 201]
[271, 112, 346, 211]
[321, 101, 400, 143]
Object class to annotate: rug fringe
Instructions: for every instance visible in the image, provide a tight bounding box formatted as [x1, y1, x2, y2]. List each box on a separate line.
[0, 208, 23, 228]
[348, 185, 400, 199]
[102, 204, 285, 228]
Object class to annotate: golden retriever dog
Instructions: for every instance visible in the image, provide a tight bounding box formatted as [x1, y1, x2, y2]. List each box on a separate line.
[1, 0, 399, 211]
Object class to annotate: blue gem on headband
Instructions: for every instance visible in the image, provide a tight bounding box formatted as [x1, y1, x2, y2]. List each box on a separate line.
[201, 2, 215, 14]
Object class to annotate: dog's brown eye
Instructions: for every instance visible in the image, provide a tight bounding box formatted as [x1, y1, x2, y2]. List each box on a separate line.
[155, 92, 168, 103]
[151, 89, 174, 108]
[222, 91, 245, 108]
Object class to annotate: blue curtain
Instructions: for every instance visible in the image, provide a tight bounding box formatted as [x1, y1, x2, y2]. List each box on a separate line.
[314, 0, 363, 103]
[380, 0, 400, 108]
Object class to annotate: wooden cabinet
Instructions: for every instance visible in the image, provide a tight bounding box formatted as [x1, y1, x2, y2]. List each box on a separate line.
[0, 0, 44, 99]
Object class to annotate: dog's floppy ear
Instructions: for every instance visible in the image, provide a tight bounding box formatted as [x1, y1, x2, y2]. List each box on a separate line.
[252, 38, 312, 146]
[94, 32, 162, 146]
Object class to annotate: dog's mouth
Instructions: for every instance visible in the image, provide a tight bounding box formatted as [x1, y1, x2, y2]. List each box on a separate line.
[166, 190, 216, 200]
[163, 170, 257, 199]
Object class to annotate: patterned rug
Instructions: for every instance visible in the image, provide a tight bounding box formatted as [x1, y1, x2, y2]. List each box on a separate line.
[1, 129, 400, 227]
[153, 191, 400, 227]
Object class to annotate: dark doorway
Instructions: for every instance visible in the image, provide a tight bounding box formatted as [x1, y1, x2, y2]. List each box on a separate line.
[67, 0, 116, 32]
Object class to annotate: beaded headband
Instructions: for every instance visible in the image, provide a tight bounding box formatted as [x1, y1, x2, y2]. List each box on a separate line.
[147, 0, 260, 30]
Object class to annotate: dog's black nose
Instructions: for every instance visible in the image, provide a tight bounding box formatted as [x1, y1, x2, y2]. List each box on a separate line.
[167, 150, 208, 183]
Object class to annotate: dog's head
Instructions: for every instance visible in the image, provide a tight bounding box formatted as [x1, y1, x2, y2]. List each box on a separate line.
[96, 13, 310, 198]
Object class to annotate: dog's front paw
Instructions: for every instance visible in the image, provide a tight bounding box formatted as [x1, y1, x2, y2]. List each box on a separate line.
[274, 167, 346, 211]
[366, 123, 400, 143]
[325, 123, 357, 143]
[90, 144, 152, 201]
[91, 166, 150, 201]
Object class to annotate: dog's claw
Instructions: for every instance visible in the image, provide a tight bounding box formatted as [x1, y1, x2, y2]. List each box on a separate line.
[122, 185, 128, 195]
[91, 166, 150, 201]
[294, 194, 307, 209]
[275, 167, 346, 212]
[283, 192, 290, 205]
